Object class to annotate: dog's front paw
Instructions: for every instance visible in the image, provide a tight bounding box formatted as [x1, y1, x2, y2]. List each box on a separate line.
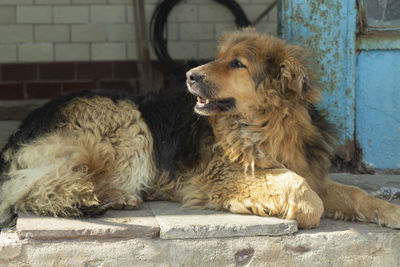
[293, 187, 324, 229]
[223, 184, 323, 229]
[377, 204, 400, 229]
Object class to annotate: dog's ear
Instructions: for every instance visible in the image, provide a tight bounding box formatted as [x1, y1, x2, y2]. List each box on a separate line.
[278, 54, 310, 98]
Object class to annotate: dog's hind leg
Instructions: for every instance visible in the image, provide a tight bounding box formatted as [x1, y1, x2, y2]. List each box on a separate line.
[0, 127, 154, 225]
[182, 168, 324, 229]
[0, 134, 104, 224]
[320, 179, 400, 228]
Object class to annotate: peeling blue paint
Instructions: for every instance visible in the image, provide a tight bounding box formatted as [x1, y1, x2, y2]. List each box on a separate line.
[278, 0, 400, 169]
[278, 0, 357, 149]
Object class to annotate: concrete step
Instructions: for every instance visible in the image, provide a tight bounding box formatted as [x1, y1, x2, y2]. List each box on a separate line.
[1, 201, 400, 266]
[16, 202, 298, 241]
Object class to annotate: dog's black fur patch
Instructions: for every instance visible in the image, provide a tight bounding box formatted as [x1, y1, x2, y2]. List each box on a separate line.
[137, 90, 212, 181]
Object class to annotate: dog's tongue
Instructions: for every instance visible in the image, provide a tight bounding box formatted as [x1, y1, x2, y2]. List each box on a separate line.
[197, 96, 209, 104]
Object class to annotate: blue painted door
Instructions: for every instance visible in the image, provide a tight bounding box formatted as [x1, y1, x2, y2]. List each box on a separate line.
[278, 0, 400, 170]
[356, 50, 400, 169]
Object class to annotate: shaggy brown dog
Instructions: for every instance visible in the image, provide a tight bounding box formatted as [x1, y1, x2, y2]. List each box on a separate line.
[0, 28, 399, 229]
[181, 28, 400, 228]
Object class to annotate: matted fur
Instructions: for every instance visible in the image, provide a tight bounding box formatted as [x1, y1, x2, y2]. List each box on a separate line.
[0, 28, 399, 229]
[0, 96, 155, 224]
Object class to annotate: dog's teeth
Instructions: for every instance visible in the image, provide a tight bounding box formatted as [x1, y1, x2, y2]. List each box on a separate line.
[205, 99, 210, 104]
[197, 96, 201, 103]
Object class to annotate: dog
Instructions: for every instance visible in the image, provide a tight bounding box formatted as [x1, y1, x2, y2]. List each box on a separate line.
[0, 28, 399, 229]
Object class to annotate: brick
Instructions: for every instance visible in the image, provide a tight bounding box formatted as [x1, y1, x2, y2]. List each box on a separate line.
[127, 4, 154, 23]
[127, 42, 137, 60]
[91, 5, 126, 23]
[18, 43, 53, 63]
[0, 6, 15, 24]
[186, 0, 213, 3]
[127, 42, 157, 60]
[35, 25, 69, 42]
[55, 44, 90, 62]
[0, 83, 24, 99]
[198, 42, 217, 60]
[198, 4, 235, 22]
[2, 64, 38, 81]
[0, 25, 33, 44]
[255, 22, 277, 36]
[26, 82, 62, 99]
[106, 24, 135, 42]
[168, 41, 197, 60]
[17, 6, 52, 24]
[99, 80, 136, 92]
[180, 23, 214, 41]
[114, 61, 138, 79]
[54, 6, 89, 24]
[63, 82, 96, 93]
[0, 45, 17, 63]
[71, 24, 107, 42]
[168, 4, 197, 22]
[38, 63, 75, 80]
[72, 0, 106, 3]
[108, 0, 130, 3]
[77, 62, 112, 79]
[109, 0, 158, 3]
[215, 23, 237, 39]
[36, 0, 70, 4]
[267, 5, 277, 22]
[252, 0, 276, 4]
[91, 43, 126, 61]
[165, 23, 179, 41]
[243, 5, 272, 23]
[0, 0, 33, 4]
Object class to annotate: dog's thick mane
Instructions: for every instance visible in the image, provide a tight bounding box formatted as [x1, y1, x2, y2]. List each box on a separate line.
[210, 29, 336, 190]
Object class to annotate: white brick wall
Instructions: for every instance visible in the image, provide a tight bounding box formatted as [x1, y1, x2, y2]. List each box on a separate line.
[0, 0, 277, 63]
[55, 43, 90, 61]
[54, 6, 90, 24]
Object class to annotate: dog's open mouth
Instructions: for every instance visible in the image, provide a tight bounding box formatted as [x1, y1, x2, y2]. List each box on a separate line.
[187, 82, 235, 115]
[194, 95, 235, 115]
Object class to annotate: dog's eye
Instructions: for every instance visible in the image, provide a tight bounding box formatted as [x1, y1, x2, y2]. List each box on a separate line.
[230, 59, 246, 69]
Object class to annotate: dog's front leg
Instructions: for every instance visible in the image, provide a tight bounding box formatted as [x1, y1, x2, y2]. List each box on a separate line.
[320, 179, 400, 228]
[182, 168, 324, 229]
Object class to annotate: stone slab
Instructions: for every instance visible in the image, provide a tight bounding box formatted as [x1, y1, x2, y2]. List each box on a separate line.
[16, 203, 159, 240]
[148, 201, 298, 239]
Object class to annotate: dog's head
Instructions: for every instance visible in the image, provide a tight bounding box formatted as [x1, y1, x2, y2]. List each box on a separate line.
[186, 28, 317, 116]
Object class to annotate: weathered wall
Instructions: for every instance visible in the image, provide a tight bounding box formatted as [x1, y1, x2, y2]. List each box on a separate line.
[0, 0, 277, 63]
[279, 0, 400, 169]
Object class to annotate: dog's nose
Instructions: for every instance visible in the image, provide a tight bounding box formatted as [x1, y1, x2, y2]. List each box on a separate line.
[186, 71, 202, 84]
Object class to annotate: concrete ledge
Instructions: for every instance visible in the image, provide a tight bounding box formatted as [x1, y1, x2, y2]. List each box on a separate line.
[2, 217, 400, 266]
[16, 202, 298, 241]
